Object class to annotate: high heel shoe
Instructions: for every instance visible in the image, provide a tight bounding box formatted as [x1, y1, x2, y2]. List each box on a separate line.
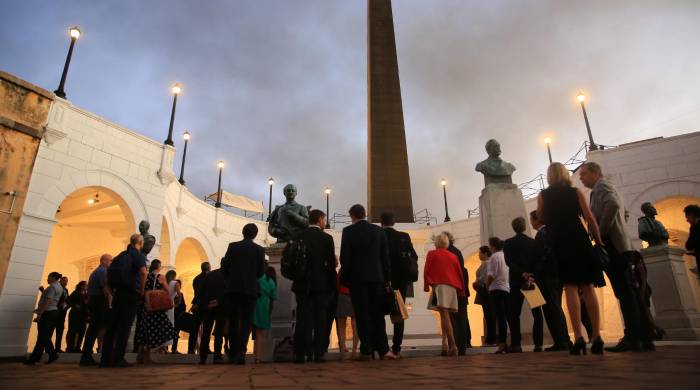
[570, 337, 587, 356]
[591, 336, 604, 355]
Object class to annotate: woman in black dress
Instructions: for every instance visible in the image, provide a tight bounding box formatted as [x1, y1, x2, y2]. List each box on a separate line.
[537, 162, 604, 355]
[135, 260, 178, 364]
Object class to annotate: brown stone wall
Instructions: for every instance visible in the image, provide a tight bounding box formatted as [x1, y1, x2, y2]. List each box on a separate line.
[0, 71, 53, 294]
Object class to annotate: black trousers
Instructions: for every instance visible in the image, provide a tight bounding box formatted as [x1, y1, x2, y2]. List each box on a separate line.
[479, 289, 497, 345]
[81, 295, 108, 359]
[226, 293, 256, 361]
[489, 290, 509, 344]
[350, 282, 389, 356]
[66, 314, 86, 352]
[450, 296, 471, 352]
[187, 312, 202, 354]
[391, 283, 409, 353]
[507, 289, 543, 347]
[200, 309, 226, 361]
[604, 240, 652, 343]
[54, 311, 66, 351]
[29, 310, 59, 361]
[100, 289, 140, 366]
[294, 292, 332, 358]
[324, 290, 338, 353]
[538, 277, 570, 346]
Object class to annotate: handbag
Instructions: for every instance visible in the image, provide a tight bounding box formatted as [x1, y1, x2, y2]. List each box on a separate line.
[474, 286, 488, 306]
[144, 274, 174, 312]
[177, 311, 197, 333]
[591, 244, 610, 272]
[390, 289, 409, 324]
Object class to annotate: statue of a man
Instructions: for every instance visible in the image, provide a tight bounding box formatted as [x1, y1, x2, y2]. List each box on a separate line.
[475, 139, 516, 185]
[267, 184, 309, 243]
[638, 202, 669, 247]
[139, 220, 156, 255]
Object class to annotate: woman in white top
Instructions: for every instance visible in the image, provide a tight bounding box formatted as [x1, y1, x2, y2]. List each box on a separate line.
[164, 270, 178, 351]
[486, 237, 510, 354]
[473, 245, 496, 346]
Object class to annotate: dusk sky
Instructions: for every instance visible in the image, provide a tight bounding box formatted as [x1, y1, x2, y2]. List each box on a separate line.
[2, 0, 699, 222]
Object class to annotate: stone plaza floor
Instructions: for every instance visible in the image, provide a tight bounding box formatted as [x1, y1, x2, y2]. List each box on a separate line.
[1, 345, 698, 389]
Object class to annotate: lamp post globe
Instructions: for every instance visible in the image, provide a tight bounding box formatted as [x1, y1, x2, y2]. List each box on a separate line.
[324, 187, 331, 229]
[178, 131, 190, 185]
[164, 83, 182, 146]
[267, 177, 275, 218]
[441, 178, 450, 222]
[544, 137, 553, 164]
[215, 160, 224, 208]
[576, 92, 598, 151]
[54, 26, 82, 99]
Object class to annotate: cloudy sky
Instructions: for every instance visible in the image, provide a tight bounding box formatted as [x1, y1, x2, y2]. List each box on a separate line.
[2, 0, 699, 222]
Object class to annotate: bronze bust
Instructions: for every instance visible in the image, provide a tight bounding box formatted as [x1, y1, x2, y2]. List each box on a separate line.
[139, 220, 156, 255]
[267, 184, 309, 243]
[475, 139, 516, 185]
[638, 202, 669, 247]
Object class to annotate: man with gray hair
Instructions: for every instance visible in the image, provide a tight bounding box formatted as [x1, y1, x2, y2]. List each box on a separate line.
[80, 253, 113, 366]
[580, 162, 655, 352]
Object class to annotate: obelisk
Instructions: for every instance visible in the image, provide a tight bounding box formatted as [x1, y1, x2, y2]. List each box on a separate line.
[367, 0, 414, 223]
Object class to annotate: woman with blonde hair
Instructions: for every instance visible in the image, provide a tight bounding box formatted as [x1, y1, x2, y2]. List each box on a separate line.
[424, 233, 465, 356]
[536, 162, 605, 355]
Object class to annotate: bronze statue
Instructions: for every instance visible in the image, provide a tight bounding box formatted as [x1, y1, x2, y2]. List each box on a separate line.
[139, 220, 156, 255]
[638, 202, 669, 247]
[267, 184, 309, 243]
[475, 139, 516, 185]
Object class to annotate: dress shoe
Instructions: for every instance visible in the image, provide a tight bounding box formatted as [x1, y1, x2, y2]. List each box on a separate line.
[507, 346, 522, 353]
[604, 338, 641, 353]
[313, 354, 326, 363]
[213, 355, 225, 364]
[113, 359, 133, 368]
[46, 354, 59, 364]
[79, 356, 98, 366]
[642, 340, 656, 351]
[544, 344, 569, 352]
[570, 337, 587, 356]
[23, 359, 38, 366]
[533, 346, 543, 353]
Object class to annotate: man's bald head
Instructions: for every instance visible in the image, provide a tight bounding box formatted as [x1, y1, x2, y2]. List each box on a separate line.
[100, 254, 113, 267]
[130, 233, 144, 250]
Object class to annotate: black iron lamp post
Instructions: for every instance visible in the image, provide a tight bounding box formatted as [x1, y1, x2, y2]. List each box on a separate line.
[441, 179, 451, 223]
[215, 160, 224, 208]
[54, 26, 81, 99]
[544, 137, 553, 164]
[324, 187, 332, 229]
[267, 177, 274, 217]
[164, 84, 181, 146]
[178, 131, 190, 185]
[577, 93, 598, 151]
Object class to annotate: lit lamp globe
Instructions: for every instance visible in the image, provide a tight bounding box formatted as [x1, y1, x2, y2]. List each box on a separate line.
[268, 178, 275, 186]
[441, 179, 447, 187]
[69, 27, 81, 39]
[217, 160, 225, 169]
[325, 187, 331, 195]
[577, 93, 585, 102]
[183, 131, 190, 141]
[544, 137, 551, 145]
[172, 84, 182, 95]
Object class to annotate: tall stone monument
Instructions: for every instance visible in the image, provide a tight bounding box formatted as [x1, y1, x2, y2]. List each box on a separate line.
[476, 139, 531, 241]
[367, 0, 414, 223]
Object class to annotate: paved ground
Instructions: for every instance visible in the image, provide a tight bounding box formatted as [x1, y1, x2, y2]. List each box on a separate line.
[1, 346, 698, 389]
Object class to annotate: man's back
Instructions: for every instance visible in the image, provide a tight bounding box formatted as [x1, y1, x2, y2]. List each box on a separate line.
[340, 220, 390, 284]
[503, 233, 538, 289]
[198, 269, 226, 308]
[293, 227, 336, 294]
[384, 227, 415, 286]
[590, 177, 631, 252]
[221, 239, 265, 297]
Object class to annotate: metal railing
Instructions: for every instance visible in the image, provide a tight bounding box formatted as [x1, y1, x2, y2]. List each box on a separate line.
[413, 208, 438, 226]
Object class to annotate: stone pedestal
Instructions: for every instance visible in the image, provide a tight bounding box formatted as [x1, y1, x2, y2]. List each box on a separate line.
[262, 244, 296, 361]
[643, 245, 700, 340]
[479, 183, 532, 241]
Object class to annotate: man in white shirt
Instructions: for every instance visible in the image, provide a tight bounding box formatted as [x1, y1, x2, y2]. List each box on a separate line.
[486, 237, 510, 353]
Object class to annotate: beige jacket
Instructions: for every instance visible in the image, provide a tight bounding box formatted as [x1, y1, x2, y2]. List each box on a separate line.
[589, 177, 632, 253]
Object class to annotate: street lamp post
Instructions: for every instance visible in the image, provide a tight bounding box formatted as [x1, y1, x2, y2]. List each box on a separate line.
[178, 131, 190, 185]
[324, 187, 331, 229]
[544, 137, 553, 164]
[215, 160, 224, 208]
[54, 26, 81, 99]
[267, 178, 274, 217]
[441, 179, 451, 223]
[164, 84, 181, 146]
[577, 93, 598, 151]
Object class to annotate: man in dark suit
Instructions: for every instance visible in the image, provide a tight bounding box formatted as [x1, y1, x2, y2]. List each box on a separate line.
[381, 212, 416, 357]
[292, 209, 337, 363]
[503, 217, 544, 353]
[194, 264, 226, 364]
[685, 204, 700, 276]
[444, 231, 472, 354]
[340, 204, 396, 360]
[188, 261, 210, 354]
[529, 211, 571, 351]
[221, 223, 265, 364]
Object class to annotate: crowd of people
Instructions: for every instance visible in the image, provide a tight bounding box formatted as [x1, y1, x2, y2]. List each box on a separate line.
[24, 161, 700, 366]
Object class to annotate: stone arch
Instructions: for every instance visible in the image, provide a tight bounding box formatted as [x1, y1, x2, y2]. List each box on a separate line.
[35, 169, 149, 225]
[628, 180, 700, 222]
[173, 224, 216, 263]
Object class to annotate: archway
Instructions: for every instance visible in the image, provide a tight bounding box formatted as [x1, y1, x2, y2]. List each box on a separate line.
[653, 196, 700, 308]
[159, 216, 172, 265]
[172, 237, 208, 351]
[31, 186, 136, 351]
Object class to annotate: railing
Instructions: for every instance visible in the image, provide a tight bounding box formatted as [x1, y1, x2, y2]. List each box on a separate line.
[413, 208, 438, 226]
[467, 207, 480, 218]
[329, 213, 352, 228]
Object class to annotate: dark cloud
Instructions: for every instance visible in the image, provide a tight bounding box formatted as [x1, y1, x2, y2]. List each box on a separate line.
[2, 0, 699, 221]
